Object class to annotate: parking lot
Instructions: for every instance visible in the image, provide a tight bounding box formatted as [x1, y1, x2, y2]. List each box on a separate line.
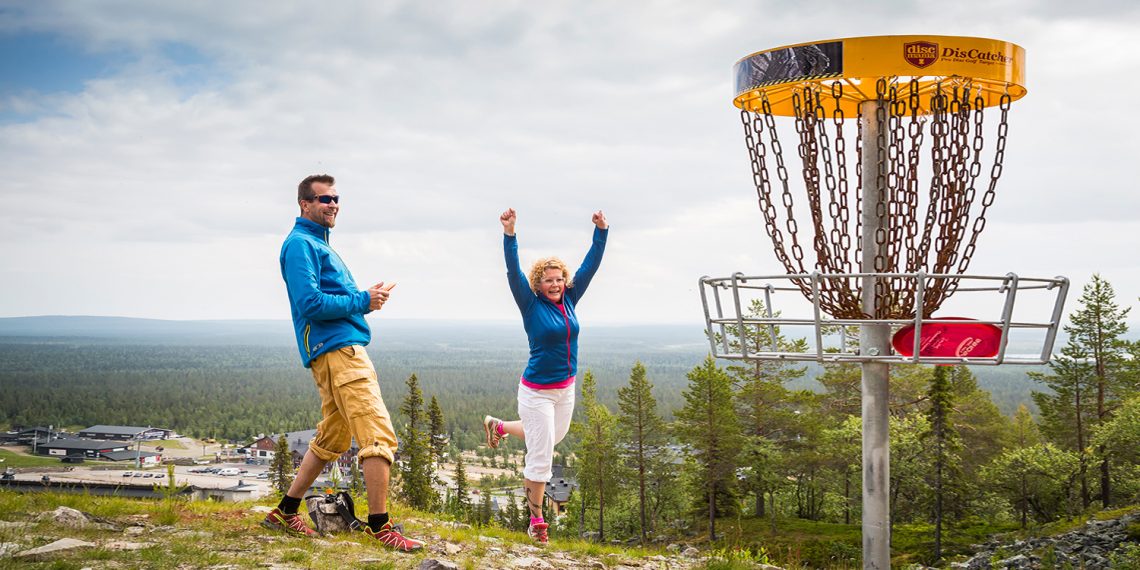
[7, 463, 274, 497]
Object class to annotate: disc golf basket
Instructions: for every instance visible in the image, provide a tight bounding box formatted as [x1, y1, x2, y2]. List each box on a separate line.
[698, 35, 1068, 569]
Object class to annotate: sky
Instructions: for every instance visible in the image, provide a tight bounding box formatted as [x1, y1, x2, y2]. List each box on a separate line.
[0, 1, 1137, 327]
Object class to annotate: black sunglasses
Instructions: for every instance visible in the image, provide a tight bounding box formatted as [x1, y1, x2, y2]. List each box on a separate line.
[311, 195, 339, 204]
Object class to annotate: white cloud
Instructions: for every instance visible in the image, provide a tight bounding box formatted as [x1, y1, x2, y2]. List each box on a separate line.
[0, 1, 1136, 323]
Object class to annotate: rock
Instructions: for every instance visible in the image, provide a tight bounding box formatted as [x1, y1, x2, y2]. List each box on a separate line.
[104, 541, 154, 551]
[16, 538, 97, 559]
[36, 506, 90, 527]
[172, 530, 213, 539]
[443, 541, 462, 555]
[0, 521, 27, 530]
[665, 543, 681, 553]
[759, 565, 784, 570]
[478, 535, 501, 543]
[124, 526, 146, 536]
[250, 506, 274, 513]
[418, 560, 461, 570]
[681, 546, 700, 558]
[0, 542, 22, 556]
[511, 557, 555, 569]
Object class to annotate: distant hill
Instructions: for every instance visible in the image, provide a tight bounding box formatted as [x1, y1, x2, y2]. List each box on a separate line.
[0, 316, 710, 353]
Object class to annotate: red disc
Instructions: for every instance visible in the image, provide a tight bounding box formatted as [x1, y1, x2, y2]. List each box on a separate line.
[891, 317, 1003, 358]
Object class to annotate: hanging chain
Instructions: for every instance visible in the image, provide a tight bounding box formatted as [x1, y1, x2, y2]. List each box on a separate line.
[737, 79, 1012, 320]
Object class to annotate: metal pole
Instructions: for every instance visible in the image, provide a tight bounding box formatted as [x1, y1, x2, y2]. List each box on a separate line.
[859, 99, 891, 570]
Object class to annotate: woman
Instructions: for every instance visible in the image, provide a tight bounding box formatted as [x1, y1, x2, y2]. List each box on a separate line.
[483, 207, 608, 544]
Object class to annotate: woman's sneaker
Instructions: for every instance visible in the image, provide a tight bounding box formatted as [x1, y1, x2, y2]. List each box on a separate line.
[527, 521, 549, 544]
[363, 520, 425, 552]
[483, 415, 506, 449]
[261, 508, 318, 537]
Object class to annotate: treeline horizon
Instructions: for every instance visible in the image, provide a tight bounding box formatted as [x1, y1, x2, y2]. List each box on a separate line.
[0, 335, 1066, 445]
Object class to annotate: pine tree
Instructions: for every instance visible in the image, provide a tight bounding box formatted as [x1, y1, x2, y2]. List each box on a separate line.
[1031, 355, 1096, 508]
[1032, 275, 1132, 508]
[1011, 404, 1041, 449]
[398, 374, 438, 511]
[349, 457, 364, 496]
[453, 452, 470, 521]
[674, 356, 743, 542]
[921, 365, 962, 562]
[428, 395, 447, 464]
[1064, 275, 1132, 507]
[573, 370, 624, 542]
[268, 434, 294, 496]
[617, 361, 667, 545]
[478, 489, 493, 526]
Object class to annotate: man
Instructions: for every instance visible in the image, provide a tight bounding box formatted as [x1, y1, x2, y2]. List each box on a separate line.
[262, 174, 423, 552]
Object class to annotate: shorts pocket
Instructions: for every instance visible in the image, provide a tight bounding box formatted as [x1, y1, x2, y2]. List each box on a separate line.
[337, 376, 384, 418]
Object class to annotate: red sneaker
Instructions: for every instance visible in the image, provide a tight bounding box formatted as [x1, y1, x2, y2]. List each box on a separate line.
[363, 520, 425, 552]
[260, 508, 317, 537]
[528, 521, 549, 544]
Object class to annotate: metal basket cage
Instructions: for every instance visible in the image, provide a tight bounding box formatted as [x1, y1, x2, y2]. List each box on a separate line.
[699, 271, 1068, 365]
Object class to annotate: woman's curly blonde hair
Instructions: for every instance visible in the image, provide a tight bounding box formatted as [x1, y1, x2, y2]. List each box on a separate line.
[528, 257, 572, 294]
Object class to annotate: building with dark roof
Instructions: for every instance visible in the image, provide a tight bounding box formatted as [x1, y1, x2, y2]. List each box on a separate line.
[0, 427, 55, 445]
[239, 429, 358, 471]
[36, 438, 128, 459]
[544, 464, 577, 516]
[78, 425, 173, 441]
[101, 450, 162, 464]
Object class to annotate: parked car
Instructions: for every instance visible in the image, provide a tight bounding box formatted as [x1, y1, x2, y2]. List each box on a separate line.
[154, 473, 165, 479]
[217, 468, 240, 476]
[256, 472, 269, 479]
[122, 472, 134, 477]
[132, 472, 144, 477]
[142, 473, 153, 478]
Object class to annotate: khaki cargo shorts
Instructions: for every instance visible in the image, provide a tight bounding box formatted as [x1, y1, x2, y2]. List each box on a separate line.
[307, 345, 398, 464]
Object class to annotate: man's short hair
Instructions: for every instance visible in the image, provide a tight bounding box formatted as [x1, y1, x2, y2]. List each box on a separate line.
[298, 174, 335, 202]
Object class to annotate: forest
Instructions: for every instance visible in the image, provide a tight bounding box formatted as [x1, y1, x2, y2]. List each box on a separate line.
[1, 276, 1138, 566]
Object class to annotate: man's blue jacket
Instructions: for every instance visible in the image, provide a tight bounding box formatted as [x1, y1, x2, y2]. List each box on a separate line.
[280, 217, 372, 367]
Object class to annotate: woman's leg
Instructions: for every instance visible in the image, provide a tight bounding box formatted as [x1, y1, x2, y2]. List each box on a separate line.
[517, 384, 557, 518]
[500, 420, 525, 439]
[551, 386, 576, 445]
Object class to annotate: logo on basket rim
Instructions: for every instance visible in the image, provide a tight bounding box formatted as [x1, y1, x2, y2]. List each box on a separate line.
[904, 41, 939, 69]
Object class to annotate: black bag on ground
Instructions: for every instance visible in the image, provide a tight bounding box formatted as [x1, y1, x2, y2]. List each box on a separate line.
[304, 491, 363, 534]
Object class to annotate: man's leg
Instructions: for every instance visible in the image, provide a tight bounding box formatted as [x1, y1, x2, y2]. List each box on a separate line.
[361, 455, 389, 515]
[264, 449, 328, 537]
[287, 450, 329, 498]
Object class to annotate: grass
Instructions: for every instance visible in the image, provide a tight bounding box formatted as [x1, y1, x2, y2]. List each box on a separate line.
[0, 449, 68, 468]
[139, 439, 186, 450]
[0, 490, 687, 570]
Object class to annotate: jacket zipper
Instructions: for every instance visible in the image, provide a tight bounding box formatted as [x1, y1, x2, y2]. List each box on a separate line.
[558, 302, 572, 377]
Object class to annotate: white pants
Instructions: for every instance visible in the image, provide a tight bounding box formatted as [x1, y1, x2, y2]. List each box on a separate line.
[518, 383, 576, 483]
